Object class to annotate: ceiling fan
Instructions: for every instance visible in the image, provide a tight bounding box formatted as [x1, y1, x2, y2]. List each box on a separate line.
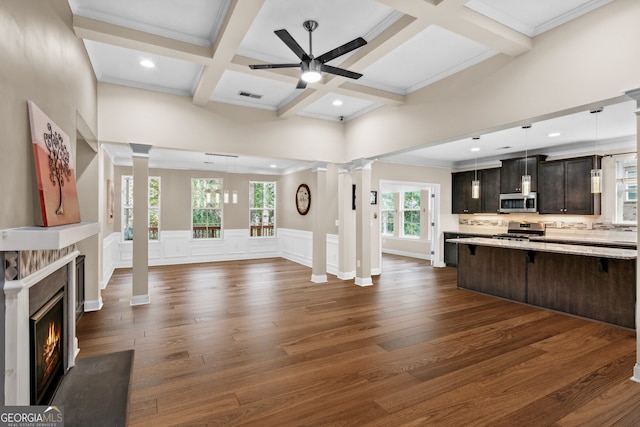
[249, 20, 367, 89]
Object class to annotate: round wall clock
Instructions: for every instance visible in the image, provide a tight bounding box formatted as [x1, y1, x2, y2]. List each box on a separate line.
[296, 183, 311, 215]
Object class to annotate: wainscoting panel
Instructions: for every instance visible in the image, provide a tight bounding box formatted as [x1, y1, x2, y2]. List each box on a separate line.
[162, 231, 191, 259]
[278, 228, 312, 267]
[326, 234, 339, 277]
[101, 233, 119, 289]
[101, 229, 373, 287]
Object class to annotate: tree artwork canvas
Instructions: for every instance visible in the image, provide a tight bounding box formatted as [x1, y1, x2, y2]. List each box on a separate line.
[28, 101, 81, 227]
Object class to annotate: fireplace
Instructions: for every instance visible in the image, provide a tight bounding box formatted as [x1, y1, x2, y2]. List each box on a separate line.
[4, 249, 78, 406]
[2, 221, 99, 405]
[30, 290, 65, 405]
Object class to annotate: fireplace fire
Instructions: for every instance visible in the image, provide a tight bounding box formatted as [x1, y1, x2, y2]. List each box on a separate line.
[30, 290, 65, 405]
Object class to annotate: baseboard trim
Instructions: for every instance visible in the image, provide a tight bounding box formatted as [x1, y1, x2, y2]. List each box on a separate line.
[130, 294, 150, 306]
[631, 364, 640, 383]
[84, 297, 103, 312]
[355, 277, 373, 287]
[311, 274, 328, 283]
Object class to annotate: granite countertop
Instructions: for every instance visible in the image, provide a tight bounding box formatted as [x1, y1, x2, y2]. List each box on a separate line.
[528, 235, 636, 248]
[443, 230, 636, 248]
[446, 237, 637, 260]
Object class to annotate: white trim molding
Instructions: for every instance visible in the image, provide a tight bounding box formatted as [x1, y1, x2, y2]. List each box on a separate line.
[131, 294, 150, 306]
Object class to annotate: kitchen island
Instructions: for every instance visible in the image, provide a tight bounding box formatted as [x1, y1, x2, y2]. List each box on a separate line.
[447, 237, 637, 328]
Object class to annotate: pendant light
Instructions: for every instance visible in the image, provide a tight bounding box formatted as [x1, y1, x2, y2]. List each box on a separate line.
[521, 125, 532, 196]
[471, 137, 480, 199]
[590, 107, 603, 193]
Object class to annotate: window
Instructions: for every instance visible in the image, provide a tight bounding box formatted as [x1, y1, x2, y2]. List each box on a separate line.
[380, 192, 394, 235]
[250, 181, 276, 237]
[192, 178, 223, 238]
[402, 191, 420, 237]
[615, 157, 637, 223]
[121, 176, 160, 241]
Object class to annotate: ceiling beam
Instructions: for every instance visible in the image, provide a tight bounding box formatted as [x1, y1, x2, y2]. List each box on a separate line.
[72, 15, 213, 64]
[192, 0, 265, 106]
[376, 0, 531, 56]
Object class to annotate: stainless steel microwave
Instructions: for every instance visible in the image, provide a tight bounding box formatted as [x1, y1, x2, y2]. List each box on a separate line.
[499, 192, 537, 213]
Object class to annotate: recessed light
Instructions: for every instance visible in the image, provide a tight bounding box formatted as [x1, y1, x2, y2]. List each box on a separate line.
[471, 147, 480, 152]
[332, 99, 343, 106]
[548, 132, 561, 137]
[140, 59, 155, 68]
[270, 164, 277, 168]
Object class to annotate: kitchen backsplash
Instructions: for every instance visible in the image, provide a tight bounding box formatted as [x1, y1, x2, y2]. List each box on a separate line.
[457, 216, 637, 240]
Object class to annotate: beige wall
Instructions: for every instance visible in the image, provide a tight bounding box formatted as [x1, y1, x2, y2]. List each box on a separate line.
[0, 0, 98, 229]
[277, 169, 315, 232]
[114, 166, 286, 232]
[0, 0, 98, 404]
[98, 83, 347, 164]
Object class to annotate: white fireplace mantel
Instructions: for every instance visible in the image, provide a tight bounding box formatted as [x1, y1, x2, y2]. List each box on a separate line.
[0, 221, 99, 251]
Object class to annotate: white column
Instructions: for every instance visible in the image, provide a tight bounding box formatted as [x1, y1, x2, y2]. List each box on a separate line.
[337, 165, 355, 280]
[353, 159, 374, 286]
[311, 163, 328, 283]
[130, 143, 152, 306]
[625, 89, 640, 382]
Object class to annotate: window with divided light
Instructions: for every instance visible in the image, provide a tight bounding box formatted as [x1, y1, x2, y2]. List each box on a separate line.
[192, 178, 223, 239]
[402, 191, 421, 237]
[615, 156, 637, 223]
[249, 181, 276, 237]
[380, 193, 395, 235]
[121, 176, 160, 241]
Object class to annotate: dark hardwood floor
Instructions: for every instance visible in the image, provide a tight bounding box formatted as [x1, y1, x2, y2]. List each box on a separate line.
[76, 255, 640, 426]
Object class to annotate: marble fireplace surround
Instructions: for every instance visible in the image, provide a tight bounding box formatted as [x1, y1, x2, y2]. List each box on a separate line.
[2, 222, 99, 405]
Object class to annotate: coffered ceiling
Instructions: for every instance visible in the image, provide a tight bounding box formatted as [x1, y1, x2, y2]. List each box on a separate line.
[69, 0, 634, 171]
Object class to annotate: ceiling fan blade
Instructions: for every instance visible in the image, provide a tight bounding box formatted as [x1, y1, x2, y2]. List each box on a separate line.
[296, 78, 307, 89]
[316, 37, 367, 64]
[321, 64, 363, 80]
[249, 63, 300, 70]
[274, 29, 310, 61]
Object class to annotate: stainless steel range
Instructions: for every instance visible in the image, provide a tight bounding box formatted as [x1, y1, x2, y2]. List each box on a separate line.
[493, 221, 545, 241]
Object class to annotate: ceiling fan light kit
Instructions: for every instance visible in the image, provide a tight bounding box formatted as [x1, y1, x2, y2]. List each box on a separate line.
[301, 60, 321, 83]
[249, 20, 367, 89]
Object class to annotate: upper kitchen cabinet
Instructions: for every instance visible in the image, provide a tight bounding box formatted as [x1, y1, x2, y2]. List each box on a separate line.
[500, 155, 546, 193]
[538, 155, 601, 215]
[452, 170, 481, 214]
[451, 168, 500, 214]
[481, 167, 501, 214]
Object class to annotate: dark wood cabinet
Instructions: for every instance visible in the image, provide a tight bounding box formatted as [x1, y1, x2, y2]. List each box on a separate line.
[527, 252, 634, 328]
[457, 244, 527, 302]
[451, 168, 500, 214]
[500, 155, 545, 193]
[481, 167, 501, 214]
[456, 242, 636, 328]
[444, 232, 477, 267]
[538, 156, 601, 214]
[451, 170, 481, 214]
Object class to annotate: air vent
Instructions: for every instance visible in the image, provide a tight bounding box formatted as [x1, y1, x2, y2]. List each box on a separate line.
[497, 146, 512, 150]
[238, 91, 263, 99]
